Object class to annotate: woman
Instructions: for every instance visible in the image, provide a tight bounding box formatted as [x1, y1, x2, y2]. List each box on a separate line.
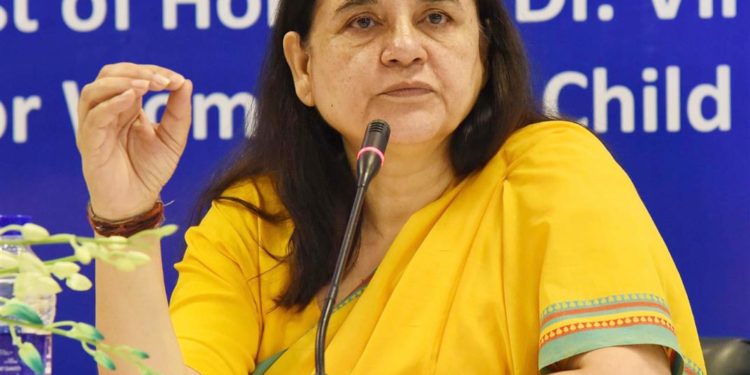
[78, 0, 706, 374]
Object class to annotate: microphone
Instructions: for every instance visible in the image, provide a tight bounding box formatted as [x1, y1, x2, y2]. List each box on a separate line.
[315, 120, 391, 375]
[356, 119, 390, 187]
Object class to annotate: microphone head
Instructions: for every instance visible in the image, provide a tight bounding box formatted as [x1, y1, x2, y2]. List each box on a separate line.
[356, 120, 391, 187]
[360, 119, 390, 153]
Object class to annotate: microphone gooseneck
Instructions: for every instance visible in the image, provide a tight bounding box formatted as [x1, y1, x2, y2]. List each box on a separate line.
[315, 120, 391, 375]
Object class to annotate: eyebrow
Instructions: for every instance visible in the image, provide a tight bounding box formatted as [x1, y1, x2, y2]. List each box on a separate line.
[335, 0, 376, 14]
[335, 0, 460, 14]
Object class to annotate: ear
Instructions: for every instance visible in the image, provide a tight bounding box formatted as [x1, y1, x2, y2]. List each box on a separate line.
[283, 31, 315, 107]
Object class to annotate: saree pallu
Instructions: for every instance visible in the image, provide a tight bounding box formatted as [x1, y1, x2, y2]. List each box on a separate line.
[171, 121, 706, 375]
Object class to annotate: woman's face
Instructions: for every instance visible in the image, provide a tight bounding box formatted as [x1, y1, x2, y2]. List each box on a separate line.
[283, 0, 486, 150]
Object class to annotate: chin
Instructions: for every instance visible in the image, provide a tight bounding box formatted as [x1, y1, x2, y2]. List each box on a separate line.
[385, 117, 455, 146]
[364, 106, 452, 144]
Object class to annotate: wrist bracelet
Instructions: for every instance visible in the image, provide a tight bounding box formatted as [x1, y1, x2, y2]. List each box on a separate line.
[87, 201, 165, 238]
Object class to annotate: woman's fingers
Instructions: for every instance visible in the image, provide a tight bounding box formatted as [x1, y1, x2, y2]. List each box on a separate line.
[79, 62, 189, 132]
[156, 80, 193, 154]
[96, 63, 185, 91]
[78, 77, 150, 122]
[86, 89, 138, 129]
[78, 62, 193, 155]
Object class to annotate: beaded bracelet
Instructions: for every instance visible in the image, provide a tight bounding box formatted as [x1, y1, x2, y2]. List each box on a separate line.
[87, 201, 164, 238]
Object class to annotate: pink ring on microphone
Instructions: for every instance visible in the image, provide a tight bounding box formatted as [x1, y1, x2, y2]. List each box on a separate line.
[357, 147, 385, 165]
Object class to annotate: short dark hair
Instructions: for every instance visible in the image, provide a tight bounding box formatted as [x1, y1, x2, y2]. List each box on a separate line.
[195, 0, 548, 310]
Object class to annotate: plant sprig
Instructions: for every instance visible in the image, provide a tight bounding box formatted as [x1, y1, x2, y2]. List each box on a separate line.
[0, 223, 177, 374]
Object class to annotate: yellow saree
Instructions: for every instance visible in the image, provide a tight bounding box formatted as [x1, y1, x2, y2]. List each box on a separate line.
[171, 121, 706, 375]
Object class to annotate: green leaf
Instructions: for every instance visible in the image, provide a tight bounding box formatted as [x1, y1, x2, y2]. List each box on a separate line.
[115, 345, 150, 360]
[132, 225, 178, 240]
[155, 224, 178, 237]
[126, 252, 151, 266]
[93, 350, 116, 370]
[74, 244, 92, 264]
[20, 224, 49, 241]
[14, 273, 62, 298]
[0, 301, 43, 325]
[70, 322, 104, 341]
[18, 342, 44, 375]
[17, 253, 47, 274]
[49, 261, 80, 279]
[108, 235, 128, 242]
[0, 252, 19, 269]
[131, 348, 150, 360]
[105, 236, 128, 251]
[65, 273, 93, 291]
[112, 258, 136, 272]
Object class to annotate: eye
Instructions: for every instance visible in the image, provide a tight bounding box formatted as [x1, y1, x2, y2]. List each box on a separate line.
[350, 15, 376, 29]
[426, 11, 449, 25]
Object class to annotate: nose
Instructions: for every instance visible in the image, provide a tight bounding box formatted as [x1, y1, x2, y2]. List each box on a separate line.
[380, 20, 427, 67]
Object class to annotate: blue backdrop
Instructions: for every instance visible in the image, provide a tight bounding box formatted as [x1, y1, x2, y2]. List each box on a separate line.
[0, 1, 747, 373]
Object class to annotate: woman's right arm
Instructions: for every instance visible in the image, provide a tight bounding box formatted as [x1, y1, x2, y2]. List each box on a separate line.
[96, 238, 199, 375]
[76, 62, 198, 375]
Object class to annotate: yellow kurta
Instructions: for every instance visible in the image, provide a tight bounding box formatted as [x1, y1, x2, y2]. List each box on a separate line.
[169, 121, 706, 375]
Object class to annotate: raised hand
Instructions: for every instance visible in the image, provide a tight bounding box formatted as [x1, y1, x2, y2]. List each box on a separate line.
[76, 63, 193, 221]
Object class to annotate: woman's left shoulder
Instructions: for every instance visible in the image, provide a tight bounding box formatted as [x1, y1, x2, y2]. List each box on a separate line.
[500, 120, 609, 165]
[495, 120, 636, 207]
